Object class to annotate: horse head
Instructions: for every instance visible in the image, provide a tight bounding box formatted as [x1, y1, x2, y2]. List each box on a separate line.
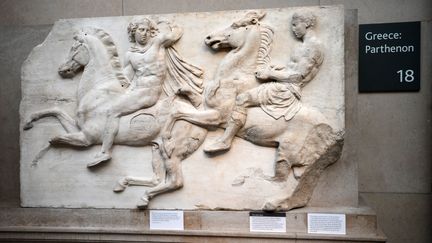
[205, 11, 266, 50]
[58, 31, 90, 78]
[58, 28, 126, 90]
[202, 11, 273, 102]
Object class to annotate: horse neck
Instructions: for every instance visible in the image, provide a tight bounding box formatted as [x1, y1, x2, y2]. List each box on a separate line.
[215, 29, 261, 79]
[78, 39, 117, 99]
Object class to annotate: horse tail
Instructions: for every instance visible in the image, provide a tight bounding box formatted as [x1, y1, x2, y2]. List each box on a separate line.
[31, 144, 51, 167]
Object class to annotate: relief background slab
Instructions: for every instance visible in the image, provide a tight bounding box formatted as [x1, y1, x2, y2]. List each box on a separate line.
[20, 6, 346, 209]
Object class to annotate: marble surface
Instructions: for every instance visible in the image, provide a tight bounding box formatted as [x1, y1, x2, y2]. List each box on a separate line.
[20, 6, 345, 209]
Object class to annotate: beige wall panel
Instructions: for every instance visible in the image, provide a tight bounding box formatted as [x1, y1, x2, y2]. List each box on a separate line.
[361, 192, 432, 243]
[0, 0, 122, 26]
[357, 21, 432, 193]
[0, 26, 52, 207]
[123, 0, 319, 15]
[309, 9, 359, 207]
[320, 0, 432, 24]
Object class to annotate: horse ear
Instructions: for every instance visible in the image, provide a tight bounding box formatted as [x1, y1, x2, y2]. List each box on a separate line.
[257, 11, 266, 20]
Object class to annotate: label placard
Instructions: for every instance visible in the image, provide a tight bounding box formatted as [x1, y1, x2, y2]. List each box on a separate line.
[149, 210, 184, 231]
[307, 213, 346, 235]
[249, 212, 286, 233]
[359, 22, 420, 92]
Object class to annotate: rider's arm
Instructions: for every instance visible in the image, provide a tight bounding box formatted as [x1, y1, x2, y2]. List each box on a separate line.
[256, 63, 302, 83]
[270, 47, 323, 83]
[122, 52, 134, 87]
[294, 47, 323, 84]
[267, 68, 302, 83]
[158, 21, 183, 47]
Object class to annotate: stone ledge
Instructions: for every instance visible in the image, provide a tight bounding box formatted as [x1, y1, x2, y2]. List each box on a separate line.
[0, 228, 387, 242]
[0, 206, 386, 242]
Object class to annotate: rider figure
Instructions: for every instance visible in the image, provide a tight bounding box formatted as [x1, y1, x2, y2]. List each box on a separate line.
[89, 17, 183, 166]
[204, 11, 324, 153]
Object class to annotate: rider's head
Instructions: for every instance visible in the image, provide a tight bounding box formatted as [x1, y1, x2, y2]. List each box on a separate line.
[127, 17, 158, 44]
[291, 11, 316, 39]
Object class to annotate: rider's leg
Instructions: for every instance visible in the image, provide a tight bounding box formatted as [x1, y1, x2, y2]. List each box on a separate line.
[203, 107, 246, 153]
[88, 116, 120, 167]
[90, 89, 160, 167]
[114, 87, 161, 116]
[204, 90, 259, 153]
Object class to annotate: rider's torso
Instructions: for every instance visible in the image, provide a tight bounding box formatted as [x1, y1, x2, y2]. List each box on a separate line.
[287, 41, 321, 84]
[288, 43, 310, 70]
[128, 46, 166, 89]
[77, 46, 167, 118]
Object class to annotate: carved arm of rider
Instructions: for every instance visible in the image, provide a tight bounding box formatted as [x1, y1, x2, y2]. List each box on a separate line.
[158, 21, 184, 47]
[121, 52, 134, 87]
[266, 67, 302, 83]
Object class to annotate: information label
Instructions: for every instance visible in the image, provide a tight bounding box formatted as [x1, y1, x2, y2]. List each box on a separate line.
[307, 213, 346, 235]
[149, 210, 184, 231]
[249, 212, 286, 233]
[359, 22, 420, 92]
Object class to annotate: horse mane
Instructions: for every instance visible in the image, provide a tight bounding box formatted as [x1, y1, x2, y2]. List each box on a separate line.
[256, 24, 274, 68]
[90, 28, 129, 85]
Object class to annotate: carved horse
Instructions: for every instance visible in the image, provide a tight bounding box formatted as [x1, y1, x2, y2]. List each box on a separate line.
[23, 28, 207, 208]
[162, 12, 344, 211]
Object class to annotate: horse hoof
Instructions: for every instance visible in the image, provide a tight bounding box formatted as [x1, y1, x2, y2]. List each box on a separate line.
[262, 201, 278, 212]
[137, 197, 149, 209]
[23, 122, 33, 130]
[203, 140, 231, 153]
[49, 137, 59, 145]
[231, 176, 246, 186]
[113, 179, 127, 193]
[87, 154, 111, 168]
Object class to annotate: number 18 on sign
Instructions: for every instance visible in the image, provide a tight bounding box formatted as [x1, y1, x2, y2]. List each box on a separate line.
[359, 22, 420, 92]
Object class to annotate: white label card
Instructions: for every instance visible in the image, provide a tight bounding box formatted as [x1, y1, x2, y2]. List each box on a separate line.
[149, 210, 184, 231]
[249, 212, 286, 233]
[307, 213, 346, 235]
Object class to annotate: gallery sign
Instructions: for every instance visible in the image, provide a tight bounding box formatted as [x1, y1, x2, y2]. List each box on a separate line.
[249, 212, 286, 233]
[307, 213, 346, 235]
[359, 22, 420, 92]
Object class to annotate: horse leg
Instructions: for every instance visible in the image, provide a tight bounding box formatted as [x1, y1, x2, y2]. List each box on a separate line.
[262, 124, 344, 211]
[259, 144, 294, 211]
[113, 143, 165, 192]
[136, 156, 183, 209]
[23, 107, 79, 133]
[162, 100, 219, 156]
[162, 100, 220, 140]
[136, 116, 206, 209]
[50, 131, 91, 147]
[24, 108, 81, 165]
[231, 141, 292, 186]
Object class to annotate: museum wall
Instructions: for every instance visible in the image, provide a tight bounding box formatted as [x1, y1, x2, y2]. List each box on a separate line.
[0, 0, 430, 242]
